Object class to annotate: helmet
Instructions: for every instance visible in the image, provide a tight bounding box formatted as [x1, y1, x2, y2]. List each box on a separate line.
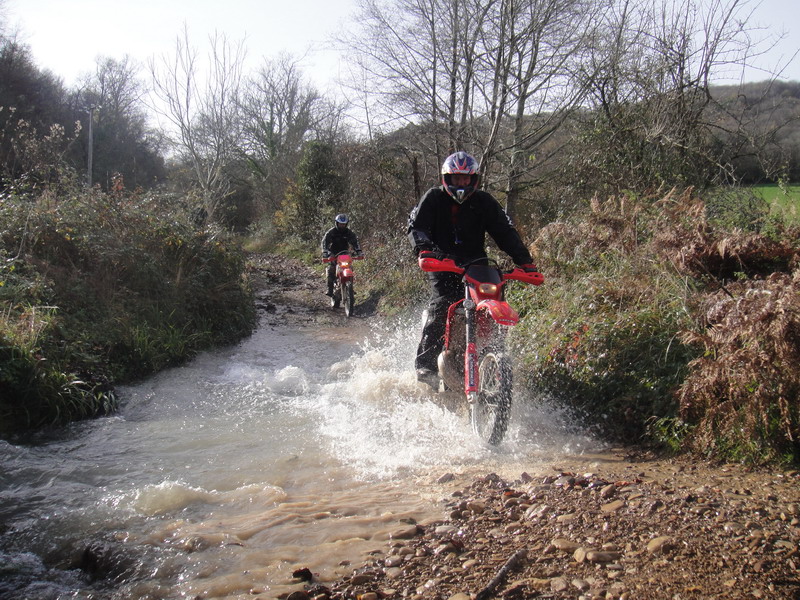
[441, 151, 480, 203]
[335, 213, 349, 228]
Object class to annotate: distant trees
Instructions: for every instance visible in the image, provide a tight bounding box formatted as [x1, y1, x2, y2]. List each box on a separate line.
[71, 56, 166, 189]
[239, 54, 347, 217]
[0, 35, 164, 192]
[569, 0, 780, 194]
[341, 0, 798, 225]
[340, 0, 609, 216]
[149, 28, 246, 223]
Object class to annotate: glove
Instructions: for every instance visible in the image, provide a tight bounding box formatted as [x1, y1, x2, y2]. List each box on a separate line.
[519, 263, 539, 273]
[322, 251, 331, 258]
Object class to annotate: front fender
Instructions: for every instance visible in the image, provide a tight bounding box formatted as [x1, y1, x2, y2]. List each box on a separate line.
[339, 268, 354, 281]
[476, 299, 518, 325]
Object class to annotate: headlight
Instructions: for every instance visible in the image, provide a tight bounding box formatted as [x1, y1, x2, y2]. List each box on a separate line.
[339, 261, 351, 268]
[477, 283, 498, 295]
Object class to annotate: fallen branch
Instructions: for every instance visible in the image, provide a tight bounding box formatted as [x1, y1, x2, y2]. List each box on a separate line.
[474, 548, 528, 600]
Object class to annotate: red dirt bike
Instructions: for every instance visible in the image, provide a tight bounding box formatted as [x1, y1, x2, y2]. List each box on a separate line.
[323, 251, 364, 317]
[418, 255, 544, 444]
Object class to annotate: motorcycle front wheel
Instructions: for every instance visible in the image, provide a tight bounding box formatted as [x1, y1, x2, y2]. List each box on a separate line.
[471, 351, 512, 445]
[343, 281, 355, 317]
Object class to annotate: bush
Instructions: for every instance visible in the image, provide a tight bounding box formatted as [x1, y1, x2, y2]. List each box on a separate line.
[515, 188, 800, 462]
[0, 186, 255, 432]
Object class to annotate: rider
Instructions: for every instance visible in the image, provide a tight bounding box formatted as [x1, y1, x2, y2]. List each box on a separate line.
[407, 151, 539, 388]
[321, 213, 362, 297]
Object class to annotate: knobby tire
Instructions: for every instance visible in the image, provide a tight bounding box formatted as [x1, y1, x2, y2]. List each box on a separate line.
[471, 351, 512, 445]
[343, 282, 355, 317]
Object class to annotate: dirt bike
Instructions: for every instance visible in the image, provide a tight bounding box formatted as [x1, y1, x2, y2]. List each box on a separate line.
[418, 254, 544, 444]
[323, 251, 364, 317]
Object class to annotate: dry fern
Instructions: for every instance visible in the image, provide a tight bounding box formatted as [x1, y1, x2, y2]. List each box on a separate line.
[678, 270, 800, 461]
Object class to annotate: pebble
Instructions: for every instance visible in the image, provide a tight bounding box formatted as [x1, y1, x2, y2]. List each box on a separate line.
[601, 500, 626, 513]
[390, 526, 420, 540]
[552, 538, 582, 552]
[646, 536, 676, 554]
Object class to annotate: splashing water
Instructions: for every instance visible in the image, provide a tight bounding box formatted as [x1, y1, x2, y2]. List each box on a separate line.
[0, 314, 600, 599]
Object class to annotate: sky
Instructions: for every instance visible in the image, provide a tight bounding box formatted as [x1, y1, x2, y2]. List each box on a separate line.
[4, 0, 800, 91]
[5, 0, 358, 91]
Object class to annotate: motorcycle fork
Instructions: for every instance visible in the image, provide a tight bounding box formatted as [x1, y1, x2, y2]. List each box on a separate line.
[463, 295, 478, 398]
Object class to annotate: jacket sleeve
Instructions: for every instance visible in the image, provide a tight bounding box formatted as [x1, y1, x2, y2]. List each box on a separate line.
[407, 188, 437, 254]
[321, 229, 332, 252]
[485, 198, 533, 265]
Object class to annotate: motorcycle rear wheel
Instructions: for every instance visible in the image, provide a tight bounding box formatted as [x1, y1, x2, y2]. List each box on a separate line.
[343, 281, 355, 317]
[471, 352, 512, 445]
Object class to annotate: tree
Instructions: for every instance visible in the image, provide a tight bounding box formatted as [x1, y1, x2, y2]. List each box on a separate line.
[571, 0, 791, 193]
[149, 26, 245, 223]
[71, 56, 165, 190]
[0, 36, 73, 186]
[239, 54, 346, 216]
[341, 0, 603, 218]
[276, 141, 347, 241]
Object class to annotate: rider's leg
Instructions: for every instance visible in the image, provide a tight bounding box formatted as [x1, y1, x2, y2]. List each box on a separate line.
[326, 263, 336, 296]
[415, 272, 462, 376]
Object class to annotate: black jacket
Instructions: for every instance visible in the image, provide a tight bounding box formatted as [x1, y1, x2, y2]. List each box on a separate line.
[407, 187, 533, 265]
[321, 226, 360, 255]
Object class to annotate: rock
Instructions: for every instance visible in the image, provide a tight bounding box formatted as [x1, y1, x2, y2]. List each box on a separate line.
[384, 556, 404, 568]
[448, 594, 470, 600]
[557, 513, 577, 522]
[437, 473, 455, 483]
[390, 525, 420, 540]
[646, 536, 676, 555]
[351, 572, 375, 585]
[600, 484, 616, 499]
[435, 525, 458, 535]
[361, 593, 379, 600]
[552, 538, 582, 552]
[550, 577, 570, 592]
[571, 578, 590, 591]
[286, 592, 311, 600]
[601, 499, 626, 513]
[573, 547, 592, 563]
[585, 550, 622, 563]
[292, 567, 313, 581]
[384, 568, 403, 579]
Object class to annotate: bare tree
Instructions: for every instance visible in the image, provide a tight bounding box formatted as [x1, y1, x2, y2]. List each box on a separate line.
[474, 0, 602, 218]
[149, 26, 245, 222]
[340, 0, 603, 217]
[574, 0, 787, 192]
[239, 53, 346, 214]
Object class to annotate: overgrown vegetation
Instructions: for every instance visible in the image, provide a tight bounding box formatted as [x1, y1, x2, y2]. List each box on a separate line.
[513, 189, 800, 464]
[0, 183, 255, 433]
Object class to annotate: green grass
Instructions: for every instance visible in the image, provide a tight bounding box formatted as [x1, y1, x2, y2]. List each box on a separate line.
[751, 184, 800, 222]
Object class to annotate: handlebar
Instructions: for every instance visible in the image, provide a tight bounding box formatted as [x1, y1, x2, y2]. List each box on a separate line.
[418, 255, 544, 286]
[322, 253, 365, 264]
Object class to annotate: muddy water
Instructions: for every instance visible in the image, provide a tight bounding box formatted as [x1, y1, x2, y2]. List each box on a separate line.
[0, 315, 603, 600]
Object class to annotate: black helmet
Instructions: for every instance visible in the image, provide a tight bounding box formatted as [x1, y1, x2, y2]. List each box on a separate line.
[441, 151, 480, 203]
[335, 213, 349, 228]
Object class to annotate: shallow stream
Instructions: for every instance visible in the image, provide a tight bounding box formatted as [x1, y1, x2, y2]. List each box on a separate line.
[0, 313, 601, 599]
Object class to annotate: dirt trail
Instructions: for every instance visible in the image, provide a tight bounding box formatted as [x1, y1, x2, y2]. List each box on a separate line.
[246, 253, 800, 600]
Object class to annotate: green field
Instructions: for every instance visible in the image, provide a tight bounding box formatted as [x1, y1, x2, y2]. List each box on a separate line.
[752, 184, 800, 222]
